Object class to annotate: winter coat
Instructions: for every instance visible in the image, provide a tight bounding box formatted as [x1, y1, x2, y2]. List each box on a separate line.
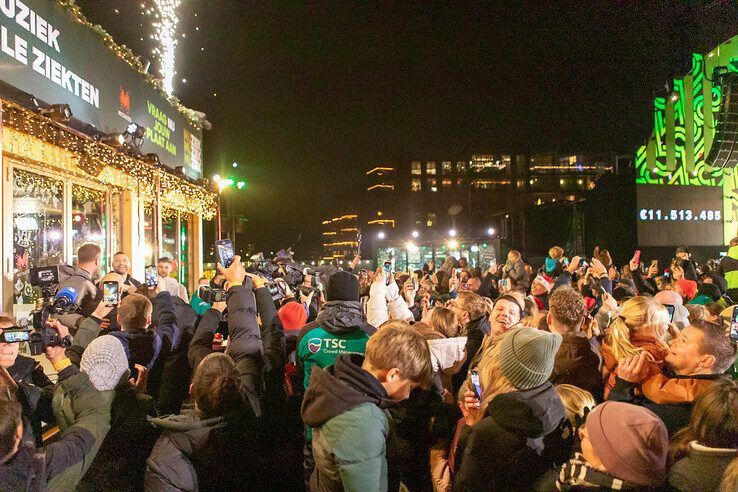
[145, 281, 270, 491]
[608, 373, 724, 435]
[503, 259, 530, 291]
[301, 354, 394, 492]
[366, 280, 415, 328]
[669, 441, 737, 492]
[718, 245, 738, 299]
[108, 291, 181, 373]
[601, 331, 669, 399]
[56, 264, 98, 329]
[77, 381, 159, 491]
[297, 300, 375, 391]
[453, 382, 573, 491]
[0, 366, 111, 491]
[9, 354, 55, 446]
[550, 332, 603, 401]
[451, 315, 491, 395]
[150, 296, 198, 415]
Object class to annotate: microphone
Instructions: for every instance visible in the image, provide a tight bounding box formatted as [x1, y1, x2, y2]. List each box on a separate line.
[53, 286, 79, 313]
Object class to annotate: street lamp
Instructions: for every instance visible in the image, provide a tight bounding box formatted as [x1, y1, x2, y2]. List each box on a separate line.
[487, 227, 495, 236]
[214, 175, 246, 240]
[449, 229, 457, 237]
[377, 231, 386, 240]
[411, 230, 419, 238]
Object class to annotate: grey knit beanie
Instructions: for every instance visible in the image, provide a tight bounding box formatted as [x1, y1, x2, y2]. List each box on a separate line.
[499, 326, 562, 390]
[80, 335, 130, 391]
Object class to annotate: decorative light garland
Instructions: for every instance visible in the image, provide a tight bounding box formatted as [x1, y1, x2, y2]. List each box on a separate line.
[1, 101, 217, 219]
[152, 0, 182, 96]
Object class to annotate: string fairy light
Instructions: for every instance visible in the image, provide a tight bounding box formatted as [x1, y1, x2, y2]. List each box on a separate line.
[151, 0, 183, 96]
[1, 101, 217, 219]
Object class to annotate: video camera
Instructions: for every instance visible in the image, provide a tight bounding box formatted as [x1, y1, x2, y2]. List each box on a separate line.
[25, 266, 78, 353]
[248, 249, 315, 301]
[199, 285, 228, 304]
[1, 325, 71, 356]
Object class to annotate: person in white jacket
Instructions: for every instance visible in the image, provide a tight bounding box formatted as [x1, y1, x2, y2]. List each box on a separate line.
[366, 268, 416, 328]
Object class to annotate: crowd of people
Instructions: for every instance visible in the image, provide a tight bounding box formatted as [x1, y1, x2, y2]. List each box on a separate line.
[1, 241, 738, 491]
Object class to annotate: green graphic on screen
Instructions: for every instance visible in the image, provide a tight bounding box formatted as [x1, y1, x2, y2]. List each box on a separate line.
[635, 35, 738, 245]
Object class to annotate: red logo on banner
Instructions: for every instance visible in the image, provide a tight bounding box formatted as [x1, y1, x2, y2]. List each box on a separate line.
[118, 86, 130, 114]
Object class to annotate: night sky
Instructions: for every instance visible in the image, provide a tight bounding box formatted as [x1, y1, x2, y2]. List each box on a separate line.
[77, 0, 738, 255]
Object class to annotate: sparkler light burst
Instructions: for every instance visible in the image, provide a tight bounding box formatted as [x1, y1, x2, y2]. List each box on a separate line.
[152, 0, 182, 95]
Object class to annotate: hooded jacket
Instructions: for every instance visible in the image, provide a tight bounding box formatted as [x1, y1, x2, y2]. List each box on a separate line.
[301, 354, 393, 492]
[453, 382, 573, 491]
[549, 332, 603, 401]
[145, 408, 264, 491]
[297, 300, 376, 391]
[144, 281, 272, 491]
[56, 264, 98, 329]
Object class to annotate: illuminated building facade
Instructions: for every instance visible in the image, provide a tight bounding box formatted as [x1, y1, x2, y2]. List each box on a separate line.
[321, 214, 360, 261]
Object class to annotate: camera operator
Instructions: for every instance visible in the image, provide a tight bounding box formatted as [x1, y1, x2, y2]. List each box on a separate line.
[0, 330, 110, 490]
[147, 256, 286, 490]
[56, 243, 103, 331]
[0, 313, 55, 446]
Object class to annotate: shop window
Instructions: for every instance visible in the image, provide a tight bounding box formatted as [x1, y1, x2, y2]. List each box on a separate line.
[442, 161, 452, 174]
[13, 170, 64, 315]
[72, 185, 107, 269]
[161, 207, 179, 271]
[180, 214, 190, 289]
[411, 179, 421, 191]
[426, 162, 436, 175]
[411, 161, 422, 175]
[143, 202, 156, 267]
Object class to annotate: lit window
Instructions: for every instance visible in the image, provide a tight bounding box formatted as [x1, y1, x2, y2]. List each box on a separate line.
[427, 162, 436, 175]
[411, 161, 422, 175]
[456, 161, 467, 173]
[411, 179, 421, 191]
[428, 179, 436, 191]
[442, 179, 452, 189]
[442, 161, 452, 173]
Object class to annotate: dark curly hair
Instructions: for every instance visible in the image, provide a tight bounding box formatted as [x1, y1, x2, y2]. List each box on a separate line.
[191, 353, 245, 419]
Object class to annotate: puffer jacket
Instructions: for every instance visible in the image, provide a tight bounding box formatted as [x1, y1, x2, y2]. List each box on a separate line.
[453, 382, 573, 491]
[301, 354, 394, 492]
[144, 281, 270, 491]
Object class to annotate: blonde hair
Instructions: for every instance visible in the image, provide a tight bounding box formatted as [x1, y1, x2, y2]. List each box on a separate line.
[478, 341, 516, 410]
[549, 246, 564, 259]
[370, 320, 434, 387]
[428, 307, 464, 338]
[606, 296, 669, 361]
[555, 384, 596, 430]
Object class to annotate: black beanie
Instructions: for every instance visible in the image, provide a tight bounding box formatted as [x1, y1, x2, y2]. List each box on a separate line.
[326, 271, 360, 302]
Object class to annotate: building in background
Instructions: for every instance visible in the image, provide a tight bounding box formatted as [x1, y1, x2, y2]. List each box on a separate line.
[321, 152, 624, 264]
[321, 214, 360, 262]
